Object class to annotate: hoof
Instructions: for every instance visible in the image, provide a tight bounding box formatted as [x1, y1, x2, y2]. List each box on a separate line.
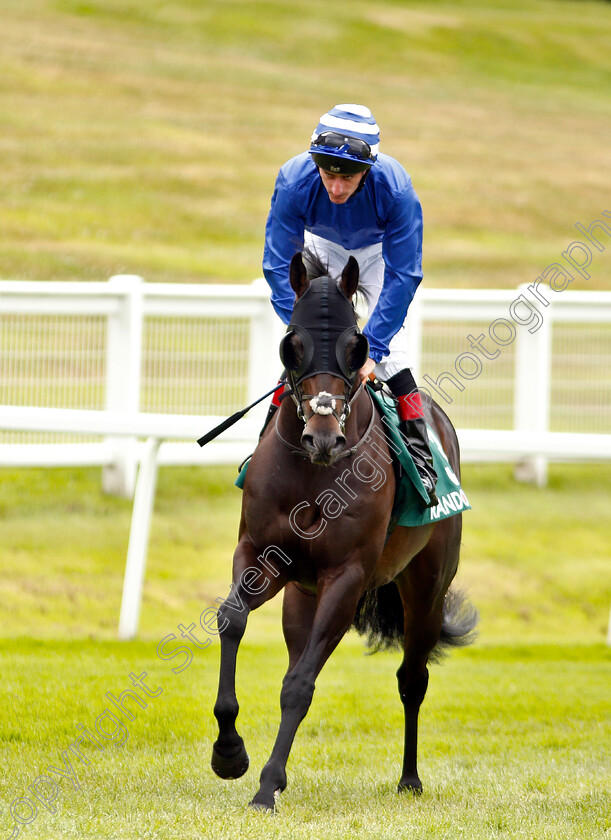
[248, 791, 277, 813]
[398, 778, 423, 796]
[211, 740, 249, 779]
[248, 798, 275, 813]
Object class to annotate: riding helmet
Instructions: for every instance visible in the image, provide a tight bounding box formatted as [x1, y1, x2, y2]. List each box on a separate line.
[309, 104, 379, 175]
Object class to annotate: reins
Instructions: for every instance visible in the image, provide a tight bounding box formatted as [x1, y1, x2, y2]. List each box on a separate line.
[197, 381, 293, 448]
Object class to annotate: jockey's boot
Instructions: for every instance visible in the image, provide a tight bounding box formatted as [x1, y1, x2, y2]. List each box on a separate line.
[387, 369, 438, 509]
[397, 417, 438, 508]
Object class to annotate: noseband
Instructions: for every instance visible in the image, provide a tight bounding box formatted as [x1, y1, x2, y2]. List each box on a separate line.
[275, 375, 374, 461]
[288, 374, 361, 434]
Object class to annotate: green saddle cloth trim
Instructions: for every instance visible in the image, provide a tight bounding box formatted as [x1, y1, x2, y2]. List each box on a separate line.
[235, 385, 470, 527]
[367, 387, 470, 527]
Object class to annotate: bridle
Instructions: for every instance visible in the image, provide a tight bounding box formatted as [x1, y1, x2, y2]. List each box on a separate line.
[277, 324, 374, 460]
[275, 372, 375, 462]
[285, 368, 364, 435]
[276, 273, 372, 460]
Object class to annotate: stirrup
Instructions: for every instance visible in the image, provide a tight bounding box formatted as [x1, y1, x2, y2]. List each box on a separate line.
[423, 484, 439, 509]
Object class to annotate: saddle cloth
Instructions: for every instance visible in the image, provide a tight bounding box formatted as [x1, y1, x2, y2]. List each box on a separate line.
[234, 384, 470, 528]
[367, 386, 471, 527]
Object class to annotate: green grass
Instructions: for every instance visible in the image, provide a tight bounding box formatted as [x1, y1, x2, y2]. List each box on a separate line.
[458, 464, 611, 643]
[1, 0, 610, 287]
[0, 638, 609, 839]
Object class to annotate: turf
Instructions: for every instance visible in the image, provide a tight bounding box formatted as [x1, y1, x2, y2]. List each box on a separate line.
[0, 638, 609, 839]
[1, 459, 610, 839]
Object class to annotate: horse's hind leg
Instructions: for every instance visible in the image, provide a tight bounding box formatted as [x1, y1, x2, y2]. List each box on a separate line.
[282, 582, 317, 672]
[212, 536, 287, 780]
[394, 553, 448, 795]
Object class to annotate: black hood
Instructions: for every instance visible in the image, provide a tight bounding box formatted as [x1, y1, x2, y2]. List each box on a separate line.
[280, 275, 368, 385]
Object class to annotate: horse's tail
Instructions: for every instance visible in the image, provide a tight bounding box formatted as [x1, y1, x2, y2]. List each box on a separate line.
[353, 583, 478, 658]
[353, 582, 404, 652]
[430, 586, 479, 662]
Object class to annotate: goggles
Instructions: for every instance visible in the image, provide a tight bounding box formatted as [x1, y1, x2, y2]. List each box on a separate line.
[311, 131, 374, 162]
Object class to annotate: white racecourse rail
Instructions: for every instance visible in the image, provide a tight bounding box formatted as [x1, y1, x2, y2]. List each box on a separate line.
[1, 276, 610, 640]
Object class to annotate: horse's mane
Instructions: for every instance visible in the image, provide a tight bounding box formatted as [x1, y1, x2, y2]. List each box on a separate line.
[302, 247, 329, 282]
[302, 247, 372, 315]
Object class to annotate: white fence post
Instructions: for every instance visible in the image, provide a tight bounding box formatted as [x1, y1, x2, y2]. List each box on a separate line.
[513, 291, 553, 486]
[118, 436, 160, 640]
[103, 275, 144, 497]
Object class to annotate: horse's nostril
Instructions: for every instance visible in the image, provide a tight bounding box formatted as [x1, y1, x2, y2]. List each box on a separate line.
[301, 433, 315, 452]
[332, 435, 347, 453]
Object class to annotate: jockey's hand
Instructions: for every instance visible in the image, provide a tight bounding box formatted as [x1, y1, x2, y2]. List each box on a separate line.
[358, 357, 376, 385]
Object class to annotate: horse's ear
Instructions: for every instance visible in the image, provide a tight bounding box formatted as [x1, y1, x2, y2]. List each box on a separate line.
[289, 252, 310, 299]
[339, 256, 359, 300]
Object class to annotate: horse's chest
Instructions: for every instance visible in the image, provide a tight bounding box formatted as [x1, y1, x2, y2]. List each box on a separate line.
[243, 495, 341, 586]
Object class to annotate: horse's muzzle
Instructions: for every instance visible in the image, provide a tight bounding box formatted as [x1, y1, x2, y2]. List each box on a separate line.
[301, 426, 347, 466]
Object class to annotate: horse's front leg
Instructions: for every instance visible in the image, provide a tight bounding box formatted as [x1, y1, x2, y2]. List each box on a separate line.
[211, 535, 287, 780]
[250, 563, 366, 811]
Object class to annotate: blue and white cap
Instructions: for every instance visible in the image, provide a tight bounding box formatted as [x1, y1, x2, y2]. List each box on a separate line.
[309, 104, 380, 174]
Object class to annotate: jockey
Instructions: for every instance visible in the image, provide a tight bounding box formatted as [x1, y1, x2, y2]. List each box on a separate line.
[262, 103, 438, 506]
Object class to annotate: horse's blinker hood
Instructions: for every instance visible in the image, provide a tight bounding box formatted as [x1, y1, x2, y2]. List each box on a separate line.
[279, 276, 369, 385]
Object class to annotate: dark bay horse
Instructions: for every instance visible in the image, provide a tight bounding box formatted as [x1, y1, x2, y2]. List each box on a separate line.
[212, 253, 477, 811]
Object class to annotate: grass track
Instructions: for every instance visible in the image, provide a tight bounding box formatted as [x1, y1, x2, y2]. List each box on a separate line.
[1, 463, 610, 643]
[0, 638, 609, 839]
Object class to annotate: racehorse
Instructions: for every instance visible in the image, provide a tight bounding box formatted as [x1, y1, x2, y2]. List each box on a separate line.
[211, 252, 477, 811]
